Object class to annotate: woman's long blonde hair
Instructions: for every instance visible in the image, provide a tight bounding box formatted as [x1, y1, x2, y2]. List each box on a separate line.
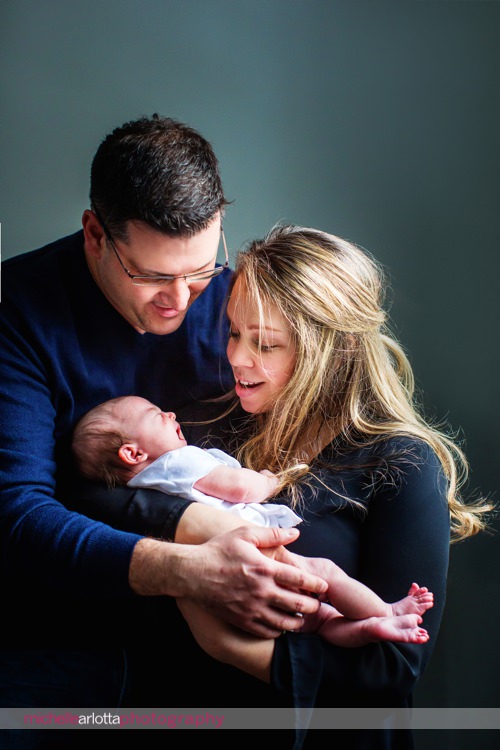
[227, 224, 491, 541]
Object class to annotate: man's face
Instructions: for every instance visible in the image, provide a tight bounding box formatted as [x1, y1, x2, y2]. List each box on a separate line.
[83, 211, 222, 335]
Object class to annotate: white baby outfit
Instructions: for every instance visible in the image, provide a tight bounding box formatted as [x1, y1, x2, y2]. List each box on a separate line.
[127, 445, 302, 528]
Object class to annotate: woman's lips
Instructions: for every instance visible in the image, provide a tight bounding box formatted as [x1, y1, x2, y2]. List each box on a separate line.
[234, 379, 264, 398]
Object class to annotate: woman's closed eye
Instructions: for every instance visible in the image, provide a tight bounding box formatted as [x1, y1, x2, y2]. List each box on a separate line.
[257, 341, 277, 352]
[229, 327, 278, 352]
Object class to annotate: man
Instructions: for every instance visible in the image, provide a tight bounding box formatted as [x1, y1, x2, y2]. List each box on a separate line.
[0, 115, 325, 722]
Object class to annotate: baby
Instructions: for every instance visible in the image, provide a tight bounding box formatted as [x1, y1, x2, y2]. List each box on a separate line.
[72, 395, 434, 647]
[72, 395, 302, 528]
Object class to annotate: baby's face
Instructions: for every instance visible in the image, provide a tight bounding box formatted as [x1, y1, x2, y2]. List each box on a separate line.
[116, 396, 187, 461]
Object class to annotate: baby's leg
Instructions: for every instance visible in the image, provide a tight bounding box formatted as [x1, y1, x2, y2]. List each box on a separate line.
[361, 614, 429, 645]
[280, 552, 433, 622]
[312, 609, 430, 648]
[391, 582, 434, 617]
[290, 556, 391, 620]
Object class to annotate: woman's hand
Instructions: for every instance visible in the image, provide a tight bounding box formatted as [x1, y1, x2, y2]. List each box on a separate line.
[177, 598, 275, 683]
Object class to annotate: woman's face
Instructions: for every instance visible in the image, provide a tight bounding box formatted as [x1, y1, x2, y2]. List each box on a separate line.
[226, 278, 296, 414]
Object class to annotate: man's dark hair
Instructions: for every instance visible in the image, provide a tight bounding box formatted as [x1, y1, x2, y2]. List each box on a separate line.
[90, 114, 228, 239]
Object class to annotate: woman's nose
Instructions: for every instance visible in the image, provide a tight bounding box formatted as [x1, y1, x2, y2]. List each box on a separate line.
[227, 339, 254, 368]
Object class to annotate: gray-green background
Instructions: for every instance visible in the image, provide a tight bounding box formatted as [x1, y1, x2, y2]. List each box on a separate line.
[1, 1, 499, 747]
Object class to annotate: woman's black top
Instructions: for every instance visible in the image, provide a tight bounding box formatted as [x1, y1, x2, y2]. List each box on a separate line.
[78, 431, 450, 750]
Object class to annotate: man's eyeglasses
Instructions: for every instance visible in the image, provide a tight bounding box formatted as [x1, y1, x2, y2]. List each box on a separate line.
[94, 209, 229, 287]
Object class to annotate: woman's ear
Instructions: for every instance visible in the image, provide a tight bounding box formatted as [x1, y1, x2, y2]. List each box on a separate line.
[118, 443, 149, 466]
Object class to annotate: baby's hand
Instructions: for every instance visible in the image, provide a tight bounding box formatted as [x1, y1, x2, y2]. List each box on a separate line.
[259, 470, 280, 498]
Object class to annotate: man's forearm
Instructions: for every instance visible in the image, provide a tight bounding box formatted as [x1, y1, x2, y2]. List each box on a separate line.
[128, 525, 327, 639]
[129, 537, 197, 597]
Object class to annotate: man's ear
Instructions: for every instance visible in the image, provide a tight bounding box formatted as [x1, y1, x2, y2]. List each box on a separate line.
[118, 443, 149, 466]
[82, 209, 106, 259]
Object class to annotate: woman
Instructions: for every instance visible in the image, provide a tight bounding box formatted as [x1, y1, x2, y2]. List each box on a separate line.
[174, 225, 490, 749]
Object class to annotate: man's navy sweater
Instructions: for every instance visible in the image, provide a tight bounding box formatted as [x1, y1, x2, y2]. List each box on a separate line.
[0, 231, 233, 642]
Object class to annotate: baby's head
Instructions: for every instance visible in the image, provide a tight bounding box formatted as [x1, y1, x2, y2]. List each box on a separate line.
[72, 396, 187, 487]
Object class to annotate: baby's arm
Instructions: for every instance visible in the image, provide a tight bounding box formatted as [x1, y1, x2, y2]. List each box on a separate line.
[194, 465, 279, 504]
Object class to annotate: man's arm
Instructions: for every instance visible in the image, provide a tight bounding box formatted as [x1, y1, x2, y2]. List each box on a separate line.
[129, 525, 327, 638]
[73, 482, 324, 636]
[0, 272, 325, 632]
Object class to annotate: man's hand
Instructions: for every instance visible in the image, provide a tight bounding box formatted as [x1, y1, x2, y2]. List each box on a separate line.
[182, 525, 327, 637]
[129, 526, 327, 638]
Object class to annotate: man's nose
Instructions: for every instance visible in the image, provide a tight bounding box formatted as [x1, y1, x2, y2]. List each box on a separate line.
[161, 278, 191, 310]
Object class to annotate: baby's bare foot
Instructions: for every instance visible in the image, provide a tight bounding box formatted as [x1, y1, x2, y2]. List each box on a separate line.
[365, 613, 430, 644]
[391, 582, 434, 617]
